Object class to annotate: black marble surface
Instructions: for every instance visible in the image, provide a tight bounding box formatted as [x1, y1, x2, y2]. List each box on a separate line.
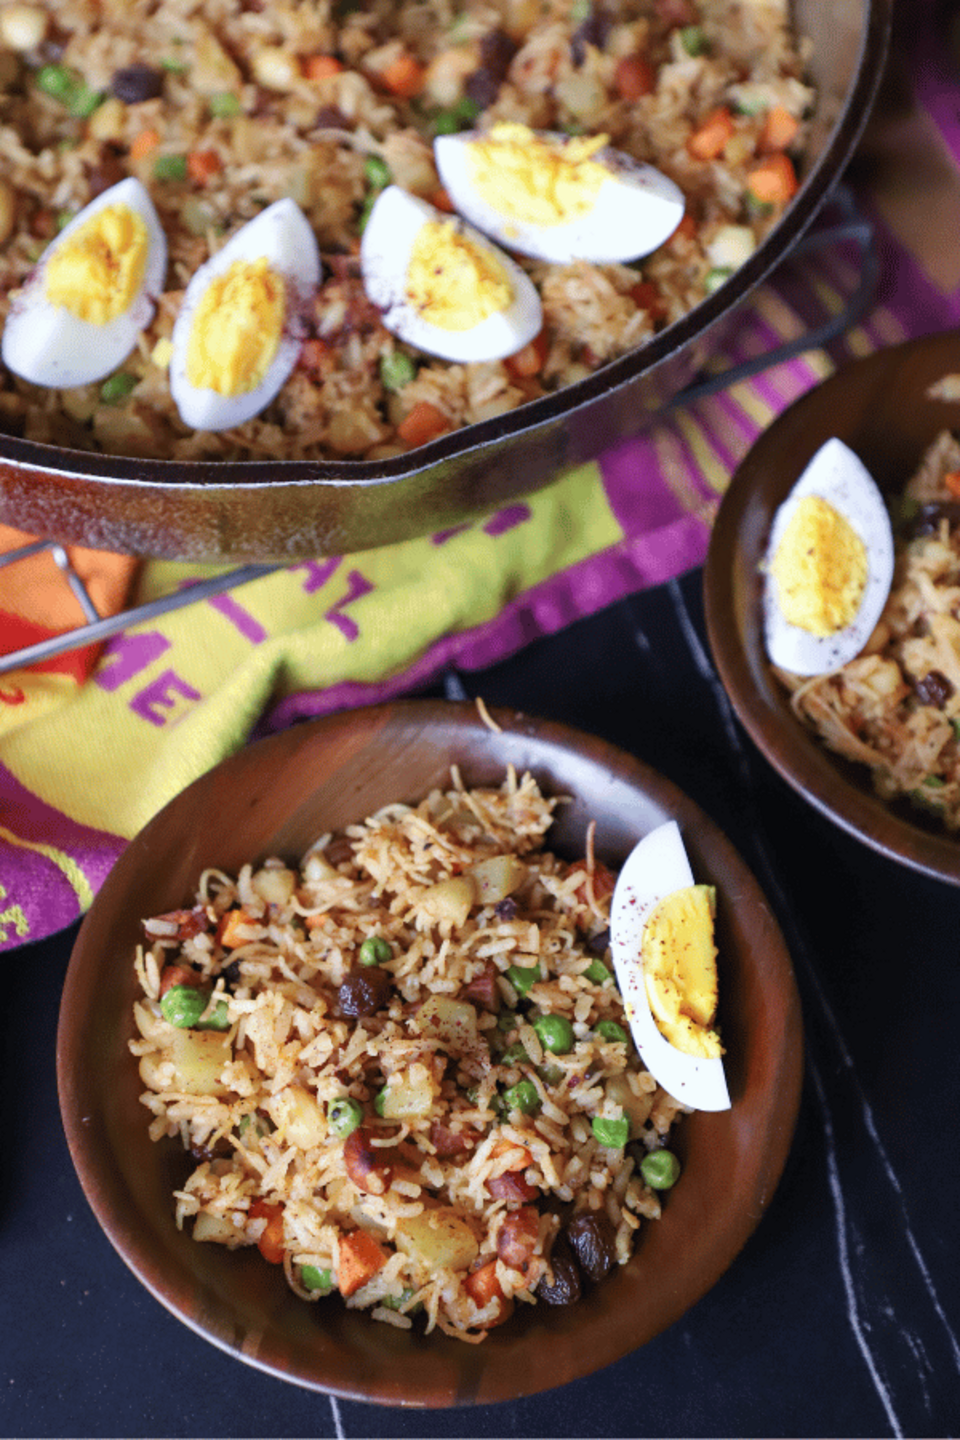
[3, 567, 959, 1439]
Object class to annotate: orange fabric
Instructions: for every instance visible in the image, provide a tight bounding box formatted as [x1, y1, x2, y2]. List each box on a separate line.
[0, 523, 139, 675]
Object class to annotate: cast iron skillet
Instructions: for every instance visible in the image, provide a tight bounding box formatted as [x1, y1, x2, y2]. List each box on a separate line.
[0, 0, 891, 561]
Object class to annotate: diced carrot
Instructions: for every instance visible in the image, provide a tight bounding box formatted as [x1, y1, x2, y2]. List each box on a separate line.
[505, 329, 549, 379]
[669, 211, 697, 247]
[337, 1229, 388, 1297]
[945, 471, 960, 498]
[130, 128, 161, 163]
[298, 338, 330, 377]
[756, 103, 800, 155]
[304, 54, 344, 80]
[427, 185, 456, 213]
[746, 152, 798, 205]
[303, 910, 330, 930]
[377, 51, 425, 98]
[217, 905, 259, 949]
[464, 1261, 514, 1325]
[396, 400, 450, 447]
[629, 279, 668, 321]
[465, 1259, 503, 1307]
[159, 964, 205, 997]
[186, 148, 222, 184]
[614, 54, 656, 101]
[249, 1201, 285, 1264]
[490, 1139, 533, 1171]
[686, 106, 735, 161]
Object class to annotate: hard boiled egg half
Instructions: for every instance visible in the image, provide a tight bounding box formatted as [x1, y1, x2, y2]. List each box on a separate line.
[2, 177, 167, 388]
[434, 123, 686, 264]
[763, 437, 895, 676]
[360, 186, 542, 363]
[169, 198, 321, 431]
[610, 821, 729, 1112]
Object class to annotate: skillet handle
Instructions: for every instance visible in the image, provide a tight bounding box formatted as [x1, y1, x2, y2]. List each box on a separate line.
[671, 184, 879, 408]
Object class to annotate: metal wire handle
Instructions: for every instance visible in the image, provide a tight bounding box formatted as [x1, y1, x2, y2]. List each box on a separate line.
[0, 187, 877, 678]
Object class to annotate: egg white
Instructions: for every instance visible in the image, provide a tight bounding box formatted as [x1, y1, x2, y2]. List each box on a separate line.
[1, 177, 167, 388]
[763, 437, 895, 676]
[360, 186, 542, 364]
[434, 130, 686, 264]
[169, 198, 321, 432]
[609, 821, 730, 1112]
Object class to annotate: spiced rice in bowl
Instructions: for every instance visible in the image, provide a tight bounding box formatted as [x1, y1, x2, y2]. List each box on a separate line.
[58, 701, 802, 1404]
[705, 328, 960, 886]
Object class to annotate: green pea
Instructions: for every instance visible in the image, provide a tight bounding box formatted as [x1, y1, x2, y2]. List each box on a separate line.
[498, 1040, 528, 1065]
[237, 1112, 270, 1143]
[680, 24, 709, 55]
[99, 372, 138, 405]
[153, 153, 188, 182]
[584, 958, 612, 985]
[363, 154, 392, 190]
[433, 110, 460, 136]
[161, 56, 190, 73]
[704, 265, 733, 294]
[533, 1013, 574, 1054]
[537, 1062, 563, 1086]
[502, 1079, 540, 1115]
[199, 999, 231, 1031]
[301, 1264, 333, 1293]
[506, 964, 538, 997]
[359, 935, 392, 966]
[382, 1288, 423, 1314]
[327, 1096, 363, 1137]
[357, 192, 377, 233]
[374, 1087, 388, 1116]
[640, 1149, 682, 1190]
[591, 1114, 629, 1148]
[496, 1010, 517, 1031]
[55, 210, 75, 233]
[379, 352, 417, 391]
[67, 83, 104, 118]
[160, 984, 207, 1029]
[595, 1020, 627, 1044]
[35, 65, 76, 102]
[209, 92, 243, 118]
[569, 0, 591, 20]
[453, 95, 481, 124]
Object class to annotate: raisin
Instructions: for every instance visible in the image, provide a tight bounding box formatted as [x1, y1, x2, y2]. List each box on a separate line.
[536, 1234, 582, 1305]
[110, 64, 165, 103]
[566, 1211, 617, 1282]
[914, 669, 954, 707]
[571, 9, 612, 65]
[338, 966, 392, 1017]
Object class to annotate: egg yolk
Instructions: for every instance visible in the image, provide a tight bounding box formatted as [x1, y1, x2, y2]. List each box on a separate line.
[406, 221, 512, 330]
[465, 123, 610, 228]
[642, 884, 722, 1059]
[185, 257, 285, 395]
[770, 493, 868, 636]
[44, 203, 149, 325]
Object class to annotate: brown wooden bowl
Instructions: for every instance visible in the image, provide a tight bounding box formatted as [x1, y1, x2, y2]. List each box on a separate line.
[57, 700, 802, 1406]
[704, 327, 960, 885]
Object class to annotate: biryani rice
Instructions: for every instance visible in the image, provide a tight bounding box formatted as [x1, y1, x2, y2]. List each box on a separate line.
[1, 0, 814, 462]
[775, 430, 960, 832]
[130, 768, 690, 1340]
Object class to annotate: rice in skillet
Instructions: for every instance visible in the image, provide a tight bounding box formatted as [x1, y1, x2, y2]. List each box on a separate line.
[130, 768, 689, 1339]
[0, 0, 814, 462]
